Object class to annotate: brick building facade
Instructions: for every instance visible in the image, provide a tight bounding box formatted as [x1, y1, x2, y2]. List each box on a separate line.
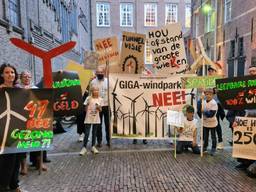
[0, 0, 92, 83]
[91, 0, 191, 64]
[191, 0, 256, 77]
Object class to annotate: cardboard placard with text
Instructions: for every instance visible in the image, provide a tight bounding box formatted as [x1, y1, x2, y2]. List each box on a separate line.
[94, 36, 119, 72]
[120, 31, 146, 74]
[147, 23, 188, 75]
[232, 116, 256, 160]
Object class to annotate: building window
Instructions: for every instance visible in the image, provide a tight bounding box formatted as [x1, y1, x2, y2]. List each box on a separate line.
[96, 3, 110, 27]
[61, 3, 70, 42]
[144, 3, 157, 27]
[224, 0, 231, 23]
[120, 3, 133, 27]
[185, 4, 191, 28]
[205, 11, 215, 33]
[8, 0, 21, 27]
[145, 41, 153, 64]
[165, 4, 177, 24]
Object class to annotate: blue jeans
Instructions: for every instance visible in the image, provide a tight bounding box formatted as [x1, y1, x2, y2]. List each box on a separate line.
[176, 141, 200, 154]
[83, 124, 100, 148]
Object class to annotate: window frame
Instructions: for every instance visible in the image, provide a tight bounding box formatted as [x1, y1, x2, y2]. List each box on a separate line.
[224, 0, 231, 23]
[165, 3, 178, 25]
[8, 0, 21, 27]
[96, 3, 110, 27]
[185, 4, 191, 28]
[144, 3, 157, 27]
[120, 3, 133, 27]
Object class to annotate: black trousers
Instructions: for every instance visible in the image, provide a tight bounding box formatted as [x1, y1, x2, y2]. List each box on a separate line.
[97, 106, 110, 145]
[77, 111, 86, 135]
[83, 124, 100, 147]
[216, 119, 223, 143]
[0, 153, 20, 190]
[203, 127, 217, 150]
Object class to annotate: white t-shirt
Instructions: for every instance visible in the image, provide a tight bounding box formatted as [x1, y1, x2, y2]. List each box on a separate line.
[203, 99, 218, 128]
[84, 96, 103, 124]
[90, 78, 108, 106]
[178, 118, 197, 141]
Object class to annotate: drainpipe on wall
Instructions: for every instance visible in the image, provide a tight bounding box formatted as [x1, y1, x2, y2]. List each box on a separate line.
[89, 0, 93, 50]
[213, 0, 217, 61]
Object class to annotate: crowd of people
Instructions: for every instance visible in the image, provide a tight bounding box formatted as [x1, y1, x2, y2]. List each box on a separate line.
[0, 61, 256, 191]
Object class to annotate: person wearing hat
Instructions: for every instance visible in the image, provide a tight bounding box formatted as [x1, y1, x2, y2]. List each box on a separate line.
[197, 88, 218, 155]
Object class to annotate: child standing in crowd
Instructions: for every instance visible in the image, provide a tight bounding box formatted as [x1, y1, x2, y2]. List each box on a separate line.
[80, 86, 103, 155]
[176, 105, 200, 154]
[197, 88, 218, 156]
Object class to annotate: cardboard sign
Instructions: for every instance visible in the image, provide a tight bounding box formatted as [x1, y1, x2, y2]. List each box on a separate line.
[84, 51, 99, 70]
[216, 75, 256, 109]
[0, 88, 53, 154]
[120, 32, 146, 74]
[182, 76, 221, 89]
[94, 36, 119, 71]
[147, 23, 188, 75]
[232, 116, 256, 160]
[109, 74, 195, 139]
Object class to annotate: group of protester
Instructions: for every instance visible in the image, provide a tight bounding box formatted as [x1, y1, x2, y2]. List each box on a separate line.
[0, 63, 51, 192]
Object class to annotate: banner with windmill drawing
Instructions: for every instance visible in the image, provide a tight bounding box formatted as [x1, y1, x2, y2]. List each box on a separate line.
[147, 23, 188, 75]
[109, 74, 195, 139]
[0, 88, 53, 154]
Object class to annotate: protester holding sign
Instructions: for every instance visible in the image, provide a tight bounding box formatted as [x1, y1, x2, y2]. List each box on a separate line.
[0, 63, 22, 192]
[232, 65, 256, 172]
[80, 86, 103, 155]
[197, 88, 218, 155]
[20, 71, 48, 174]
[90, 66, 110, 147]
[176, 105, 200, 154]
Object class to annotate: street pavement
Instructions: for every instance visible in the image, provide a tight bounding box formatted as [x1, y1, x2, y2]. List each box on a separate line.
[19, 119, 256, 192]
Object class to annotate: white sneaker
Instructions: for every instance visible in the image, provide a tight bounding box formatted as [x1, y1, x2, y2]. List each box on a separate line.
[217, 142, 224, 150]
[91, 146, 99, 154]
[78, 134, 84, 142]
[79, 147, 87, 156]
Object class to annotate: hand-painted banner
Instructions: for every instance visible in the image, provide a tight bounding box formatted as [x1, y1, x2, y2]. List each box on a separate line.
[216, 75, 256, 109]
[52, 71, 83, 117]
[109, 74, 195, 139]
[182, 76, 221, 89]
[120, 32, 146, 74]
[232, 116, 256, 160]
[84, 50, 99, 70]
[147, 23, 188, 75]
[94, 36, 119, 71]
[0, 88, 53, 154]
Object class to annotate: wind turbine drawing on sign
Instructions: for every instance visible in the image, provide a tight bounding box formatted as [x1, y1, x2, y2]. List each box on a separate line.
[154, 107, 160, 137]
[119, 110, 130, 135]
[112, 79, 121, 134]
[0, 91, 27, 154]
[123, 93, 143, 135]
[159, 109, 167, 137]
[140, 98, 154, 137]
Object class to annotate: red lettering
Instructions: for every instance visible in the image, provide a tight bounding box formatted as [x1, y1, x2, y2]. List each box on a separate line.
[152, 93, 163, 106]
[163, 92, 172, 105]
[26, 118, 51, 129]
[172, 91, 181, 105]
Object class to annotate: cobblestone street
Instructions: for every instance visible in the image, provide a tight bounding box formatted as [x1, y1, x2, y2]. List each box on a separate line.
[19, 121, 256, 192]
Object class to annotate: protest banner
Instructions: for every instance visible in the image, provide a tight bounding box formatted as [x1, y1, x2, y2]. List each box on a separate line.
[37, 71, 84, 117]
[147, 23, 188, 75]
[52, 71, 83, 117]
[182, 76, 221, 89]
[232, 116, 256, 160]
[65, 60, 94, 94]
[216, 75, 256, 109]
[109, 74, 195, 139]
[0, 88, 53, 154]
[120, 32, 146, 74]
[167, 110, 185, 127]
[84, 50, 99, 70]
[94, 36, 119, 72]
